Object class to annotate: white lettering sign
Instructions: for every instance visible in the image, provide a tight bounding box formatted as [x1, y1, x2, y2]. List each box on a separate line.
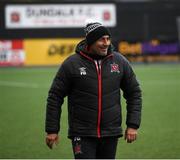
[5, 4, 116, 29]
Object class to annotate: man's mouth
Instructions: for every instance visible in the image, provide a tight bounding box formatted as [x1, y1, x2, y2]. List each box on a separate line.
[100, 47, 108, 52]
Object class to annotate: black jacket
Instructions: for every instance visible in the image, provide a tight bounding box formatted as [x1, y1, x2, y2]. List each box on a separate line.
[45, 40, 142, 138]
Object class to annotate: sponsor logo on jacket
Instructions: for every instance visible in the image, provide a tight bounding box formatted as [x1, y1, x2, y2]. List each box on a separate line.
[79, 67, 86, 75]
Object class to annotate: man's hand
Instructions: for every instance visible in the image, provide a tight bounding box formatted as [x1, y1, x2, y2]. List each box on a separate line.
[124, 128, 138, 143]
[46, 133, 59, 149]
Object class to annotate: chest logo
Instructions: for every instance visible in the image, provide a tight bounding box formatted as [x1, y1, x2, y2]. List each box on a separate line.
[79, 67, 87, 75]
[110, 63, 120, 73]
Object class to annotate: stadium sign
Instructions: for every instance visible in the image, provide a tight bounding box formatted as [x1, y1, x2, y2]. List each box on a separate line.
[118, 40, 180, 55]
[24, 38, 81, 66]
[5, 4, 116, 29]
[0, 40, 25, 66]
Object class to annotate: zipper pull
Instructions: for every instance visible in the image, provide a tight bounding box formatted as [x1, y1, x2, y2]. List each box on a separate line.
[98, 60, 102, 67]
[94, 60, 102, 73]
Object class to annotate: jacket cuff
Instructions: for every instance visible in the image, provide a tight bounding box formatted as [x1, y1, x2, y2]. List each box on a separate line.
[127, 124, 139, 129]
[46, 129, 59, 134]
[46, 132, 58, 134]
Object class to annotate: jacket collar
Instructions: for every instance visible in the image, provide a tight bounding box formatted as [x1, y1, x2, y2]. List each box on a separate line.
[76, 39, 114, 61]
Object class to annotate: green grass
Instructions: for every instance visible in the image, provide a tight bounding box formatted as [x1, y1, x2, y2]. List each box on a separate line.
[0, 64, 180, 159]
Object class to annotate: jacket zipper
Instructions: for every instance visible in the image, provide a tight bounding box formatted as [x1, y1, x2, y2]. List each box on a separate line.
[94, 60, 102, 138]
[94, 55, 113, 138]
[80, 51, 113, 138]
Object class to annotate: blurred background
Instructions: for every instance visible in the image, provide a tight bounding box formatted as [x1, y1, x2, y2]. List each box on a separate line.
[0, 0, 180, 159]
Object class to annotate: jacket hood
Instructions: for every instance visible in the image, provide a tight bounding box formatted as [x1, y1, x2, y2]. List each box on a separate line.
[75, 39, 114, 55]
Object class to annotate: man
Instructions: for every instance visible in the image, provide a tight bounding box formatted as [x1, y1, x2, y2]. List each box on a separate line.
[45, 22, 142, 159]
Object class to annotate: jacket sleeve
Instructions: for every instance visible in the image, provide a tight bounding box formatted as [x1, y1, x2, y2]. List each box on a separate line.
[45, 64, 71, 134]
[120, 58, 142, 129]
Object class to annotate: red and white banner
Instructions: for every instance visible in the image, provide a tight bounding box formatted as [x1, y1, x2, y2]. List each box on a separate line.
[0, 40, 25, 66]
[5, 4, 116, 29]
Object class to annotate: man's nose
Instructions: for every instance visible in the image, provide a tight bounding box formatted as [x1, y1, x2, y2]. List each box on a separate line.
[103, 39, 109, 45]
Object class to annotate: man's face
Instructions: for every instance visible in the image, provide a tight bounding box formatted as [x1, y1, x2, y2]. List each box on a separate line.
[89, 35, 111, 56]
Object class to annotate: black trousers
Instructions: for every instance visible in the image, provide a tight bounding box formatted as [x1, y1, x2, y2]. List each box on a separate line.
[71, 136, 118, 159]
